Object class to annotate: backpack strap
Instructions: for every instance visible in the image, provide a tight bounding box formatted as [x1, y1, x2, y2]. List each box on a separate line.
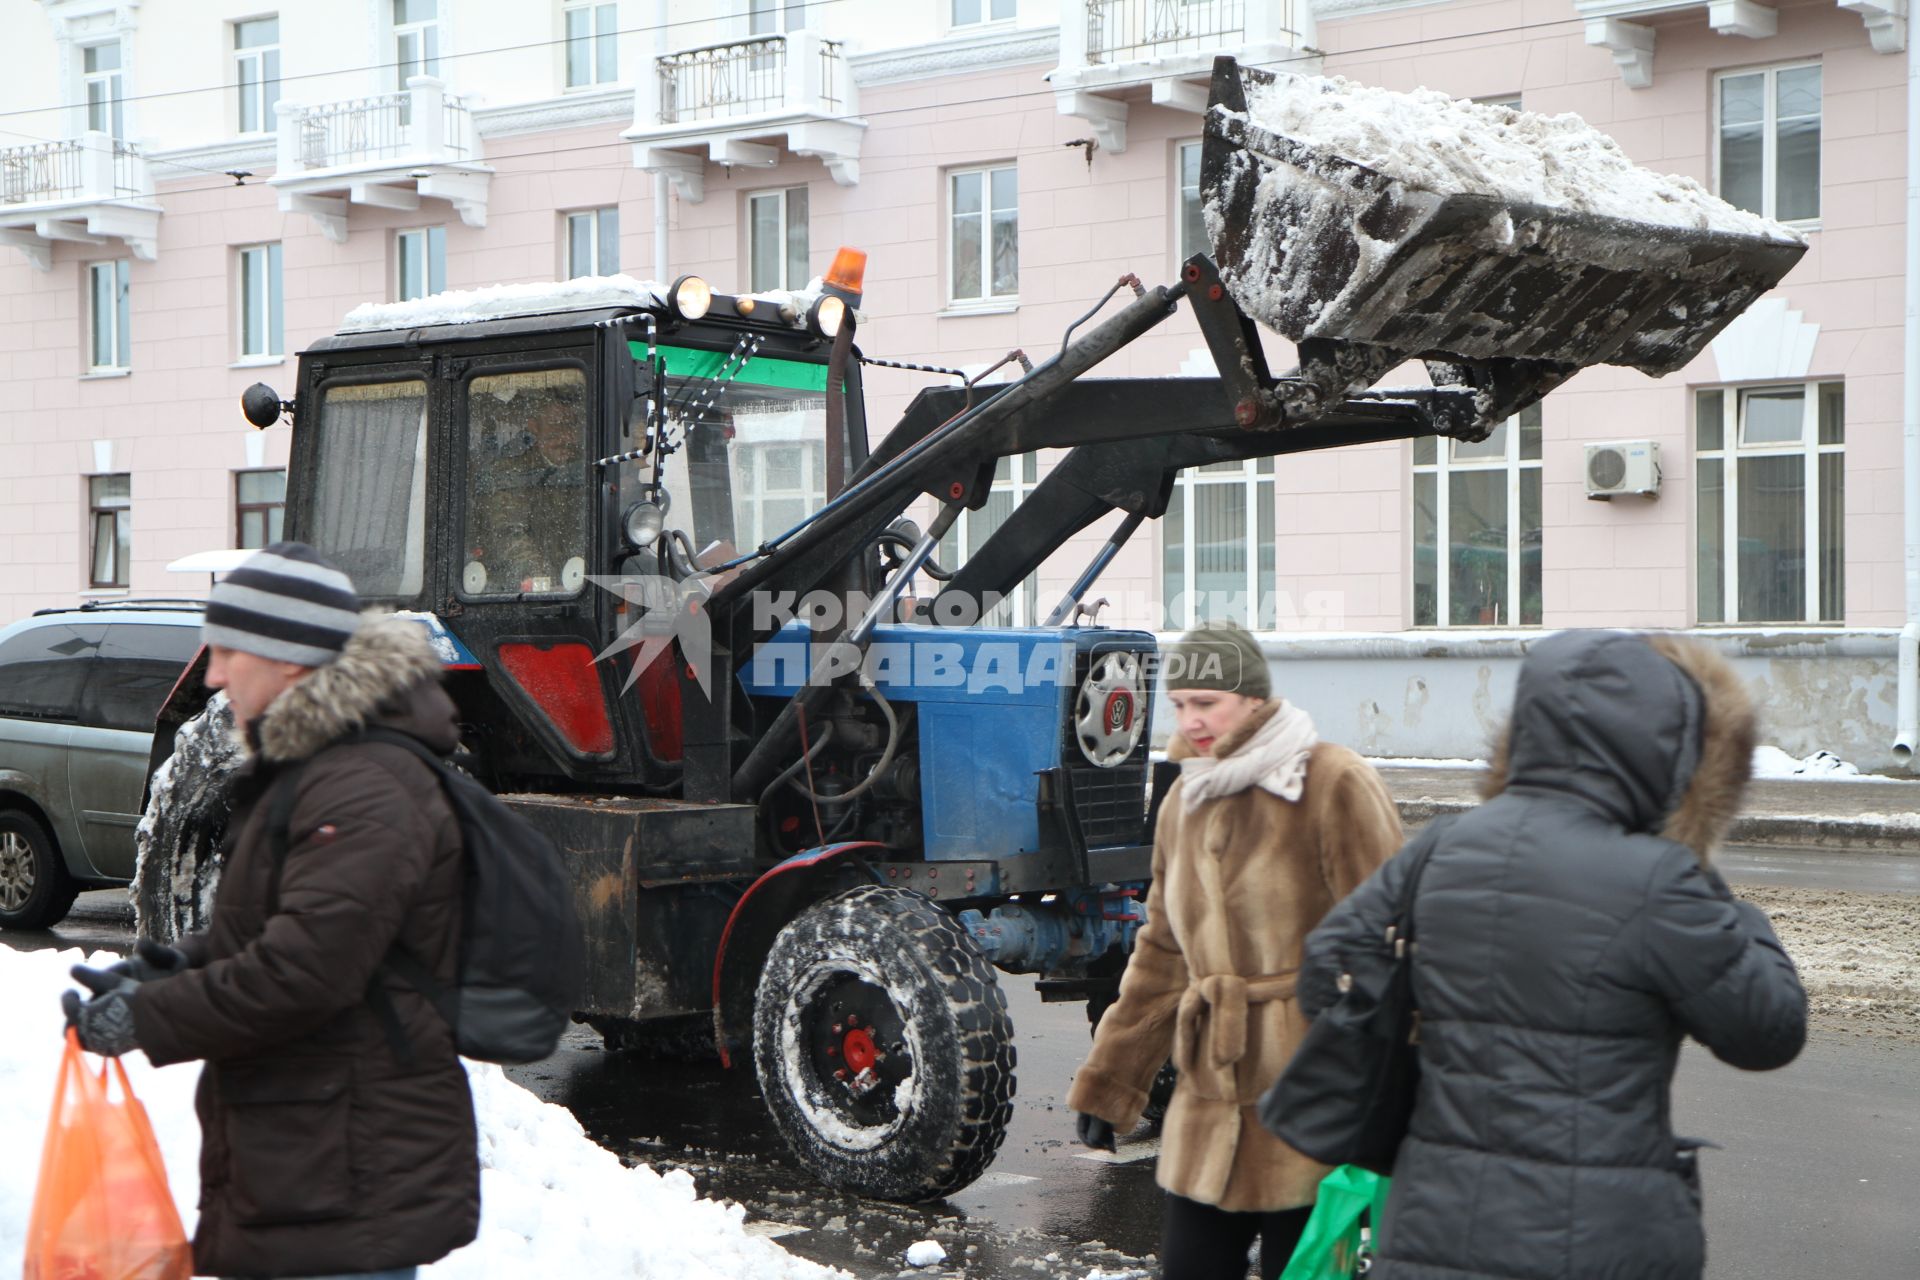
[262, 761, 309, 916]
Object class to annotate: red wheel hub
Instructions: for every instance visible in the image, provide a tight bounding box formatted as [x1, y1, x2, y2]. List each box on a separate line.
[842, 1026, 878, 1073]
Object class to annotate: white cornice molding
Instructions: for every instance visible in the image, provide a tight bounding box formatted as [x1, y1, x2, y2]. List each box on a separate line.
[1310, 0, 1449, 19]
[850, 25, 1059, 87]
[145, 138, 277, 183]
[473, 86, 635, 139]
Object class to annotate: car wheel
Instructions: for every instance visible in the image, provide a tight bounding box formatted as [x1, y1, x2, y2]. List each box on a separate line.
[753, 884, 1016, 1202]
[133, 693, 241, 941]
[0, 809, 79, 930]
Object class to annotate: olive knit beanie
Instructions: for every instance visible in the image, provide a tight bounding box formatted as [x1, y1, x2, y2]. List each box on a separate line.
[1162, 620, 1271, 699]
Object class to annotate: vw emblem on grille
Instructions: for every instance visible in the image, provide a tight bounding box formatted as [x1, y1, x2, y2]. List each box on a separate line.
[1076, 651, 1146, 768]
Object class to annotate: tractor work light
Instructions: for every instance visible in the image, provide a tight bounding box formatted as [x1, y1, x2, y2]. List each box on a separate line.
[808, 294, 847, 340]
[668, 275, 712, 321]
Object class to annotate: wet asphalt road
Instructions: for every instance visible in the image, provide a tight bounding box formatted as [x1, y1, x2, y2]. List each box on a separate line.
[11, 850, 1920, 1279]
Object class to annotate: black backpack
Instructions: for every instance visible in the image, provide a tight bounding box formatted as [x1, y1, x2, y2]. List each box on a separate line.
[266, 726, 584, 1066]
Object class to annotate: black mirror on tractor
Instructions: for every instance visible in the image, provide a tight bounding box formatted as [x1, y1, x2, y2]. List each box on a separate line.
[240, 382, 284, 429]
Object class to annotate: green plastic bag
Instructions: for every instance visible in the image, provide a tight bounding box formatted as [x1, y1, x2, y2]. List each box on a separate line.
[1278, 1165, 1392, 1280]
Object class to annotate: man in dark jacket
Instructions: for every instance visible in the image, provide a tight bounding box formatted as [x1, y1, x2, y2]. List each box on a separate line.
[1298, 630, 1806, 1280]
[62, 543, 479, 1280]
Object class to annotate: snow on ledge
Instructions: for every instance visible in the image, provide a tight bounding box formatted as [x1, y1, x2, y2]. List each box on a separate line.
[341, 275, 670, 333]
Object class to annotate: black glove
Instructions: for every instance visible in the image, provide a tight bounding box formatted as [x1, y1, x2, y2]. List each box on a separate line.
[106, 938, 191, 984]
[1075, 1111, 1116, 1152]
[60, 965, 143, 1058]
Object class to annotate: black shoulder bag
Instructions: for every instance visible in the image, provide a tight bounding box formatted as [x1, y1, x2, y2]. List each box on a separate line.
[1258, 828, 1441, 1176]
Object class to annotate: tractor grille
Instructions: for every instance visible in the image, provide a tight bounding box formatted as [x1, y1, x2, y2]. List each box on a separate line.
[1068, 759, 1150, 848]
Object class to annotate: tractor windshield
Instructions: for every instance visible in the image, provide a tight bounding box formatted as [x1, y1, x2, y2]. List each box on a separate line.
[622, 344, 836, 564]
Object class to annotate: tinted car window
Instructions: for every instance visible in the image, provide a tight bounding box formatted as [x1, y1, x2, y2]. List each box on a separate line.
[79, 624, 202, 733]
[0, 623, 105, 723]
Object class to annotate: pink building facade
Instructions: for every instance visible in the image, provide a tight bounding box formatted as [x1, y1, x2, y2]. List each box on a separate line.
[0, 0, 1909, 757]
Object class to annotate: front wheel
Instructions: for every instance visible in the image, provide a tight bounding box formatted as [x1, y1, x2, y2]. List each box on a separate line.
[752, 884, 1016, 1202]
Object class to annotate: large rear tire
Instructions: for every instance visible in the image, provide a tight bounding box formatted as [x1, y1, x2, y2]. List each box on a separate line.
[752, 884, 1015, 1202]
[133, 694, 241, 941]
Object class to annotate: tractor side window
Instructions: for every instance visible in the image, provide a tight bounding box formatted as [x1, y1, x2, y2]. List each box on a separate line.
[308, 379, 429, 600]
[463, 367, 590, 597]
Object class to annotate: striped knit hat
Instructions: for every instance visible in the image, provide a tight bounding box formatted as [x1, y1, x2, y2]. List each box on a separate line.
[203, 542, 360, 667]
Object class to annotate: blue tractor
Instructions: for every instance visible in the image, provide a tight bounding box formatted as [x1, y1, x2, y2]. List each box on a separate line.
[134, 58, 1800, 1202]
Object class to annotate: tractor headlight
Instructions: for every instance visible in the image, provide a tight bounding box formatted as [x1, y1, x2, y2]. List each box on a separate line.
[808, 294, 847, 340]
[668, 275, 712, 321]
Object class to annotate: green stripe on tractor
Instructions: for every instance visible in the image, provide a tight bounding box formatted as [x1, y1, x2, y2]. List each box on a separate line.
[633, 343, 830, 392]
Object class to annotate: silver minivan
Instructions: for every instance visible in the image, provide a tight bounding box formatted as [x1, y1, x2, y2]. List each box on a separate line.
[0, 602, 203, 928]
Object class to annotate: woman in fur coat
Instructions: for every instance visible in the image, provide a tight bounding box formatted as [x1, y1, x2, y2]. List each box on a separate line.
[1068, 621, 1405, 1280]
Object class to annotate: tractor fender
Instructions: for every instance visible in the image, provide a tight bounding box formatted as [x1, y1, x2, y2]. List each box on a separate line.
[711, 842, 888, 1066]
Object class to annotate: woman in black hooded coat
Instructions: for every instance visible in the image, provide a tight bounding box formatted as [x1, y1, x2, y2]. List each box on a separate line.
[1298, 630, 1807, 1280]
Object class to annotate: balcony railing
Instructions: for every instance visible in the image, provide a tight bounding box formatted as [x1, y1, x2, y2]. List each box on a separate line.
[0, 133, 148, 207]
[655, 34, 844, 124]
[1085, 0, 1262, 62]
[276, 75, 476, 175]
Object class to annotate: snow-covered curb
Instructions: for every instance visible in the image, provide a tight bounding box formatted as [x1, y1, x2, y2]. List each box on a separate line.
[0, 946, 845, 1280]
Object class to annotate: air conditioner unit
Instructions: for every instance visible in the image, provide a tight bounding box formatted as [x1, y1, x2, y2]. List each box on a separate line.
[1585, 440, 1660, 500]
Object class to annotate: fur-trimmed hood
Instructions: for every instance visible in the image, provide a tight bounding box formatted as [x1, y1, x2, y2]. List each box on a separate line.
[251, 611, 456, 763]
[1479, 631, 1755, 859]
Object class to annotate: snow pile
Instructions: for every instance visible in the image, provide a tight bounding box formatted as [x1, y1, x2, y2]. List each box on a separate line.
[341, 274, 668, 332]
[0, 946, 844, 1280]
[1750, 746, 1905, 781]
[904, 1239, 947, 1267]
[1242, 74, 1798, 243]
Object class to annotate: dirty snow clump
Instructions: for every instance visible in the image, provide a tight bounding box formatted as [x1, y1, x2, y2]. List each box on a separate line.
[342, 274, 669, 332]
[905, 1239, 948, 1267]
[1243, 74, 1799, 243]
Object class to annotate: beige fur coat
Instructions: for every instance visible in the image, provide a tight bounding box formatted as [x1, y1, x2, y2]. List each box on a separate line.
[1066, 699, 1405, 1211]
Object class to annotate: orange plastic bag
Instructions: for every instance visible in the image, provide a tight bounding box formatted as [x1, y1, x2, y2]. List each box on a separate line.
[24, 1030, 191, 1280]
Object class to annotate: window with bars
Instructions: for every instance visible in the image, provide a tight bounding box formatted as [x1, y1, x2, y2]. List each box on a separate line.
[565, 208, 619, 278]
[88, 260, 131, 372]
[1696, 383, 1843, 623]
[396, 226, 446, 300]
[238, 243, 284, 358]
[949, 165, 1018, 305]
[1717, 63, 1820, 225]
[1176, 140, 1205, 263]
[236, 470, 287, 549]
[564, 1, 617, 87]
[90, 474, 131, 588]
[1162, 459, 1277, 631]
[748, 187, 809, 292]
[234, 17, 281, 133]
[937, 453, 1042, 626]
[1412, 404, 1543, 627]
[83, 42, 125, 138]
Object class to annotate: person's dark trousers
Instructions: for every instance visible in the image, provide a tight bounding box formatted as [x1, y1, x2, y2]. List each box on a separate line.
[1161, 1192, 1313, 1280]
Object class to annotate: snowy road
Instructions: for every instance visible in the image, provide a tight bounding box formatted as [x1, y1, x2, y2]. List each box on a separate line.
[9, 863, 1918, 1279]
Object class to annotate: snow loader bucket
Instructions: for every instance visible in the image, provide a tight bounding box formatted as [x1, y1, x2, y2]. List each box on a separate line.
[1200, 57, 1807, 378]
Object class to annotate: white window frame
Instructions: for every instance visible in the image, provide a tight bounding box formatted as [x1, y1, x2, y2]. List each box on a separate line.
[89, 473, 132, 588]
[394, 0, 442, 88]
[238, 243, 284, 359]
[1411, 404, 1543, 628]
[747, 0, 807, 35]
[395, 226, 446, 301]
[563, 0, 618, 88]
[235, 468, 287, 549]
[1695, 382, 1844, 624]
[735, 438, 827, 549]
[949, 0, 1015, 28]
[82, 41, 126, 139]
[1161, 458, 1277, 631]
[564, 208, 619, 278]
[1174, 139, 1205, 267]
[947, 163, 1018, 307]
[747, 186, 809, 292]
[1713, 60, 1821, 228]
[88, 259, 131, 372]
[938, 452, 1041, 626]
[234, 16, 281, 134]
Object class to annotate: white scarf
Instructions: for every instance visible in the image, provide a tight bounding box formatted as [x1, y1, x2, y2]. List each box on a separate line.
[1179, 700, 1319, 810]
